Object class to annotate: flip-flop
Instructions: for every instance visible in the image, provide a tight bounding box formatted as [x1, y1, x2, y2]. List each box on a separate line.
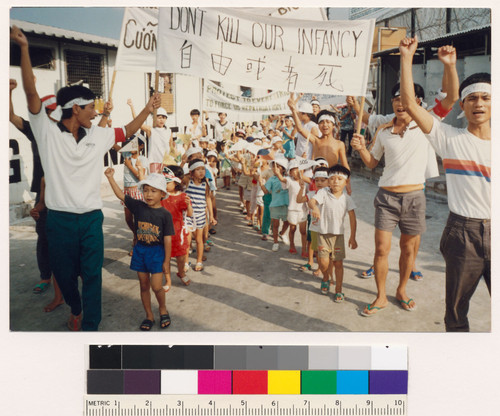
[33, 282, 50, 294]
[361, 304, 386, 317]
[139, 319, 155, 331]
[163, 285, 170, 293]
[160, 314, 171, 329]
[410, 271, 423, 281]
[177, 272, 191, 286]
[399, 298, 417, 312]
[289, 248, 298, 254]
[299, 263, 312, 272]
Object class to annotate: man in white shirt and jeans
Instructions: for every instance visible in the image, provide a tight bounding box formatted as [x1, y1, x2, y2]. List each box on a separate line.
[399, 36, 490, 332]
[11, 25, 161, 331]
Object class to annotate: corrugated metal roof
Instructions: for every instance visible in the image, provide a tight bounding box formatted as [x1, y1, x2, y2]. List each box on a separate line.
[10, 19, 118, 48]
[373, 24, 490, 57]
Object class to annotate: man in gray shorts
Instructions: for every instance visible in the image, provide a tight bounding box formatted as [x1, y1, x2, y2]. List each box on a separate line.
[351, 82, 448, 316]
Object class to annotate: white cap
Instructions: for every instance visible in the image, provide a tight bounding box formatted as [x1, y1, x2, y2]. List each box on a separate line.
[199, 136, 209, 142]
[139, 173, 167, 194]
[206, 150, 218, 158]
[156, 107, 168, 117]
[298, 102, 314, 114]
[271, 136, 283, 145]
[287, 159, 299, 171]
[271, 158, 288, 170]
[185, 146, 203, 159]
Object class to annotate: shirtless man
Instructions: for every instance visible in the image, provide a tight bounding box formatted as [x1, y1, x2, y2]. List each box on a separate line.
[288, 93, 351, 194]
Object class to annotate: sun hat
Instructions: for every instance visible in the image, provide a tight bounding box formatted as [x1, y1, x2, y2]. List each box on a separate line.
[139, 173, 167, 194]
[156, 107, 168, 117]
[298, 102, 314, 114]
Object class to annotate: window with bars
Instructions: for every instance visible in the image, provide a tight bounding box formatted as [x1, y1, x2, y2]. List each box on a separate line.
[10, 44, 55, 70]
[65, 49, 104, 96]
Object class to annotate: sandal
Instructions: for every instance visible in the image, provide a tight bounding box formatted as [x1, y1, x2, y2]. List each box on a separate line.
[177, 272, 191, 286]
[184, 263, 191, 273]
[139, 319, 155, 331]
[410, 271, 423, 281]
[163, 285, 170, 293]
[361, 266, 375, 278]
[261, 234, 268, 241]
[334, 292, 345, 303]
[204, 244, 211, 252]
[320, 281, 329, 295]
[33, 282, 50, 294]
[299, 263, 312, 272]
[67, 314, 82, 331]
[206, 239, 214, 246]
[160, 314, 171, 329]
[209, 228, 217, 235]
[194, 262, 204, 272]
[360, 304, 386, 317]
[289, 248, 297, 254]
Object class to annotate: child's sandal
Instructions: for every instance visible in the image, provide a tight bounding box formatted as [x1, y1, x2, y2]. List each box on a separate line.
[194, 262, 204, 272]
[177, 272, 191, 286]
[334, 292, 345, 303]
[320, 281, 329, 295]
[299, 263, 312, 272]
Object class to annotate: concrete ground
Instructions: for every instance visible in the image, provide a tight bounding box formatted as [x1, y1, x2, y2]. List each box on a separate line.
[9, 175, 491, 332]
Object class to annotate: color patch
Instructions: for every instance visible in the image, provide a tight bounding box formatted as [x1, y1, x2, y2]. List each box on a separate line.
[87, 370, 123, 394]
[122, 345, 185, 369]
[268, 371, 301, 394]
[123, 370, 161, 394]
[246, 346, 279, 370]
[371, 346, 407, 370]
[301, 371, 336, 394]
[89, 345, 122, 369]
[214, 346, 247, 369]
[308, 346, 339, 370]
[161, 370, 198, 394]
[443, 159, 491, 182]
[277, 346, 308, 370]
[232, 370, 268, 394]
[198, 371, 232, 394]
[336, 371, 369, 394]
[338, 346, 371, 370]
[184, 346, 214, 369]
[369, 371, 408, 394]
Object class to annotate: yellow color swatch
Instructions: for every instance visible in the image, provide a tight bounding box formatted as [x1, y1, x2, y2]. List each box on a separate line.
[268, 371, 301, 394]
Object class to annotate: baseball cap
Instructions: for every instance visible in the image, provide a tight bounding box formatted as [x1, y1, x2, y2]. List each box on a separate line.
[271, 158, 288, 170]
[139, 173, 167, 194]
[287, 159, 299, 171]
[156, 107, 168, 118]
[271, 136, 283, 145]
[206, 150, 218, 158]
[298, 102, 314, 114]
[185, 146, 203, 159]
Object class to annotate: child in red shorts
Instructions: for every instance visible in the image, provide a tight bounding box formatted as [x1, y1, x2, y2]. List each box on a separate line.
[162, 165, 193, 288]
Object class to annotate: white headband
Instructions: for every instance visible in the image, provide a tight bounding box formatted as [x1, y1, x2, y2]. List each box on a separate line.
[328, 172, 349, 179]
[314, 171, 329, 179]
[461, 83, 491, 101]
[318, 114, 336, 124]
[189, 161, 205, 171]
[50, 97, 95, 121]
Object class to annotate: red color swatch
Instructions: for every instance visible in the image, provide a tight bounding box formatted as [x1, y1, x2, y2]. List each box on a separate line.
[232, 371, 268, 394]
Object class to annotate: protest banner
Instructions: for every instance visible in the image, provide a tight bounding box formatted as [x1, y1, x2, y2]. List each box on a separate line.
[156, 7, 374, 96]
[115, 7, 158, 71]
[204, 80, 290, 115]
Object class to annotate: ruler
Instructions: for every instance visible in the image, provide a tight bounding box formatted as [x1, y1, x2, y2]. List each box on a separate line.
[84, 394, 407, 415]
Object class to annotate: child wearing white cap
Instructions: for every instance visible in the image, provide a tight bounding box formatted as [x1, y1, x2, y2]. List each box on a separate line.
[105, 169, 175, 331]
[127, 99, 172, 174]
[274, 158, 308, 256]
[259, 158, 290, 252]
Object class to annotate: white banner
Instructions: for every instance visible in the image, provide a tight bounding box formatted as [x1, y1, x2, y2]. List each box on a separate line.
[115, 7, 158, 71]
[157, 7, 374, 95]
[239, 7, 327, 21]
[204, 80, 290, 114]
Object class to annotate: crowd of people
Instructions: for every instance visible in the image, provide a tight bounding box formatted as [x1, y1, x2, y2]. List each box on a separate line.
[11, 25, 490, 333]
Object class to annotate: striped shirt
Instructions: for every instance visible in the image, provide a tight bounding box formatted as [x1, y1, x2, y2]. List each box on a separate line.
[185, 180, 208, 228]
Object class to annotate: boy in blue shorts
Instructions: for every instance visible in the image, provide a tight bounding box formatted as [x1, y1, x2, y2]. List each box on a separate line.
[309, 165, 357, 302]
[105, 169, 175, 331]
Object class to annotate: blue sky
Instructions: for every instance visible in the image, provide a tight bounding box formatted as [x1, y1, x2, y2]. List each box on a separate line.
[10, 7, 125, 39]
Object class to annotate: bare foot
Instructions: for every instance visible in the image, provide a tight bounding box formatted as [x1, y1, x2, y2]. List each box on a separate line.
[44, 298, 64, 313]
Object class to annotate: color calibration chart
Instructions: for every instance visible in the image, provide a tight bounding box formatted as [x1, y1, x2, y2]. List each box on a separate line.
[85, 345, 408, 415]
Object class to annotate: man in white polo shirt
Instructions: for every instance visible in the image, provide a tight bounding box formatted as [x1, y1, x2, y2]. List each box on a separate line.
[11, 25, 161, 331]
[400, 36, 490, 332]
